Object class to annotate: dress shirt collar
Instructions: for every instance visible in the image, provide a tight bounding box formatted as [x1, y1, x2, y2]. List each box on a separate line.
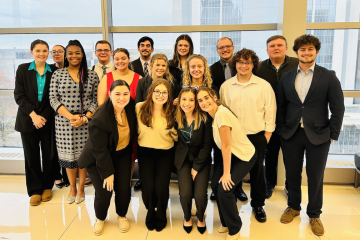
[297, 63, 315, 74]
[28, 61, 52, 74]
[139, 57, 150, 66]
[96, 61, 113, 68]
[219, 58, 230, 67]
[231, 73, 258, 85]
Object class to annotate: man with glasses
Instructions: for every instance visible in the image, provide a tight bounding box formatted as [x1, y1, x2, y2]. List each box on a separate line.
[86, 40, 114, 186]
[89, 40, 115, 80]
[132, 36, 154, 77]
[256, 35, 299, 199]
[220, 49, 276, 223]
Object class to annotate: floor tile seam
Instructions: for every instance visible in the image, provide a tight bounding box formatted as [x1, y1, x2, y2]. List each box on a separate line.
[145, 229, 149, 240]
[355, 188, 360, 194]
[57, 205, 85, 240]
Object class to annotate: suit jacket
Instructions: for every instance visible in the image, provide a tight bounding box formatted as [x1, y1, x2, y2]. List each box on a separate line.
[174, 117, 213, 172]
[135, 74, 178, 103]
[78, 98, 137, 180]
[276, 64, 345, 145]
[210, 60, 236, 90]
[14, 62, 57, 133]
[131, 58, 145, 77]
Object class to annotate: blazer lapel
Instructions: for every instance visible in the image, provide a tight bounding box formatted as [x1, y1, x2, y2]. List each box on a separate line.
[303, 65, 322, 104]
[125, 100, 135, 143]
[29, 69, 38, 97]
[190, 126, 199, 145]
[289, 69, 302, 104]
[42, 70, 52, 100]
[108, 102, 119, 149]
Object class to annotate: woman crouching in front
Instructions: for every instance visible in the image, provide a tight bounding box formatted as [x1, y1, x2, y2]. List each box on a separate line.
[196, 87, 257, 240]
[78, 80, 136, 235]
[174, 87, 213, 234]
[136, 79, 178, 232]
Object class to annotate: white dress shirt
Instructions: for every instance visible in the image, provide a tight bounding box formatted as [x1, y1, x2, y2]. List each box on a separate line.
[213, 105, 255, 161]
[295, 63, 315, 127]
[220, 74, 276, 134]
[89, 61, 115, 80]
[140, 58, 151, 75]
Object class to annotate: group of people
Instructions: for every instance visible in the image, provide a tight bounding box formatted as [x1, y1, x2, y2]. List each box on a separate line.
[14, 33, 344, 239]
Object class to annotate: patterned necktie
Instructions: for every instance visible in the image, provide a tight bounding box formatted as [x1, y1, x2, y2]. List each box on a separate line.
[102, 65, 107, 78]
[224, 63, 232, 80]
[144, 62, 149, 76]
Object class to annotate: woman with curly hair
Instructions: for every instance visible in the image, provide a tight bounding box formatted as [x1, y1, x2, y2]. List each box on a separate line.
[175, 54, 219, 103]
[136, 79, 178, 232]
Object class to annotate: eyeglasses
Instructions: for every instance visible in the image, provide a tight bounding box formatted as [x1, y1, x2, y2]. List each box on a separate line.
[238, 61, 253, 66]
[96, 49, 111, 53]
[217, 45, 233, 50]
[153, 90, 169, 97]
[52, 50, 64, 55]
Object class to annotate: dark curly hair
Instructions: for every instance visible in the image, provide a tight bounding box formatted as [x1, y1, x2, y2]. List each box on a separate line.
[293, 34, 321, 52]
[229, 48, 259, 74]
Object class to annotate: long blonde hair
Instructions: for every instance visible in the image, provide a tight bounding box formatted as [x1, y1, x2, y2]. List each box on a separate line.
[182, 54, 213, 87]
[175, 87, 207, 130]
[150, 53, 173, 83]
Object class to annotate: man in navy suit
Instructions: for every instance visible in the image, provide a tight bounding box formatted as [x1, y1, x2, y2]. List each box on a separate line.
[276, 34, 344, 236]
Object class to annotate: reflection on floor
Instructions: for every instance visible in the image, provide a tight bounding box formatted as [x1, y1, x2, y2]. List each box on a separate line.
[0, 175, 359, 240]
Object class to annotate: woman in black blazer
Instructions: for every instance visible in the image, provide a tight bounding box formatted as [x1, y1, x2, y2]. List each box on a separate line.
[78, 80, 136, 236]
[14, 39, 58, 206]
[174, 87, 213, 234]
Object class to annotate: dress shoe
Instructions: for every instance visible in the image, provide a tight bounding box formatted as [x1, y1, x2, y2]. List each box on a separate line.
[75, 196, 85, 204]
[226, 231, 240, 240]
[63, 181, 70, 187]
[280, 207, 300, 223]
[234, 188, 248, 202]
[218, 225, 229, 233]
[93, 218, 104, 236]
[155, 223, 166, 232]
[265, 182, 275, 199]
[84, 178, 92, 186]
[210, 192, 216, 201]
[67, 196, 75, 204]
[118, 216, 130, 233]
[252, 206, 267, 223]
[134, 179, 142, 190]
[197, 225, 206, 234]
[42, 189, 53, 202]
[55, 181, 64, 189]
[30, 195, 42, 206]
[309, 218, 324, 236]
[183, 224, 192, 234]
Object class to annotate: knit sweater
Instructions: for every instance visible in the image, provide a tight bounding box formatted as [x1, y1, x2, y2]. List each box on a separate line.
[256, 55, 299, 94]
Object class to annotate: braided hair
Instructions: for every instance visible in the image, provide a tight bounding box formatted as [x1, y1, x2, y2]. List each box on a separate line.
[64, 40, 89, 114]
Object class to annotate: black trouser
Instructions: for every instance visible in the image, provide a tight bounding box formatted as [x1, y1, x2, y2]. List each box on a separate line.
[264, 133, 281, 185]
[237, 131, 267, 207]
[212, 152, 257, 235]
[177, 157, 211, 222]
[281, 127, 330, 218]
[86, 151, 132, 221]
[138, 146, 175, 229]
[20, 124, 55, 197]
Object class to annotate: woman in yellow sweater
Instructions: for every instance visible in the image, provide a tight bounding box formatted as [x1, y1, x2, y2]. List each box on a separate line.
[136, 79, 178, 232]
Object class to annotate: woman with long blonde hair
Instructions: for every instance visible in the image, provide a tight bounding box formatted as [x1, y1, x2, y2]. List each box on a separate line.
[174, 87, 213, 234]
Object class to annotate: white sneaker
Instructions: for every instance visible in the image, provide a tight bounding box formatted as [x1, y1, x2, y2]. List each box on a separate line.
[118, 216, 130, 233]
[93, 218, 104, 236]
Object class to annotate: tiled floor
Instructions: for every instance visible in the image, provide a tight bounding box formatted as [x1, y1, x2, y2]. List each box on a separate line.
[0, 175, 359, 240]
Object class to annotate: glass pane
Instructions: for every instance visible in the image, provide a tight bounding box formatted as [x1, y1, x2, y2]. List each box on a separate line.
[307, 0, 360, 23]
[113, 30, 276, 66]
[330, 98, 360, 154]
[305, 29, 360, 90]
[0, 34, 102, 90]
[0, 0, 101, 28]
[0, 96, 21, 147]
[112, 0, 278, 26]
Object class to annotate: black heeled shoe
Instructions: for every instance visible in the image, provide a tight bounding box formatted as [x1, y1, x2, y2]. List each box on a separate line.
[197, 225, 206, 234]
[55, 181, 64, 189]
[183, 224, 192, 234]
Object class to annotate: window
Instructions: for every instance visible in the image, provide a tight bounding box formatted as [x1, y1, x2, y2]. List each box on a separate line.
[112, 0, 278, 26]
